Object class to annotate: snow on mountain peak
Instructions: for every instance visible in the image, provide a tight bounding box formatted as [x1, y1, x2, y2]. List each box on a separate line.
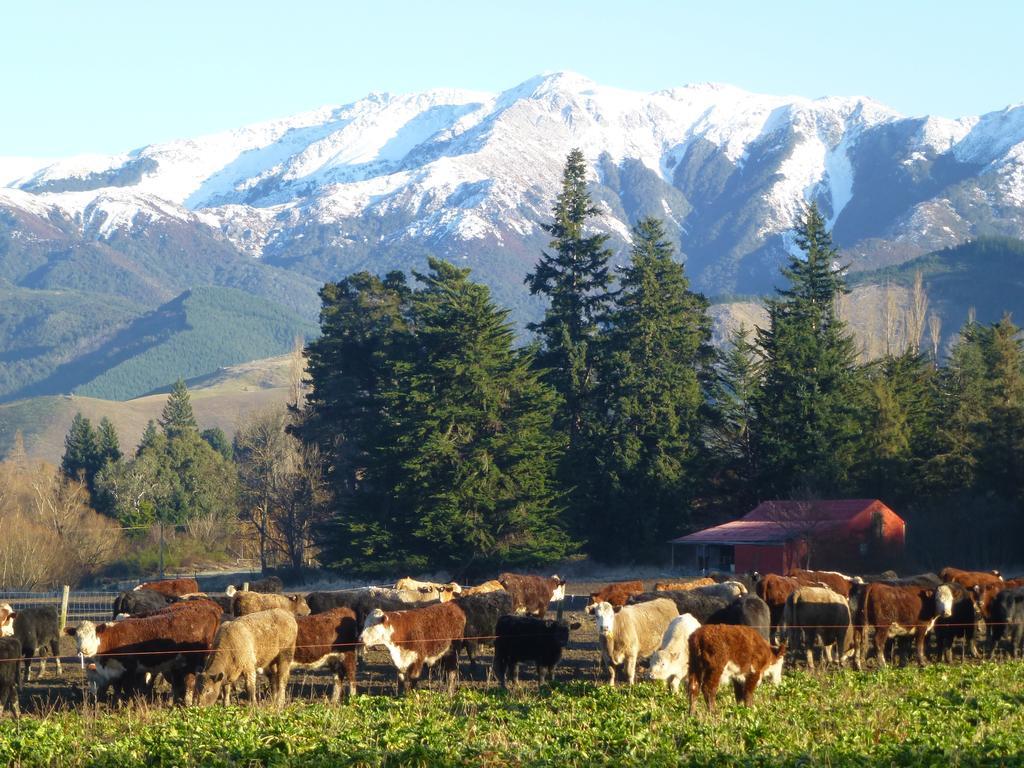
[3, 74, 1024, 272]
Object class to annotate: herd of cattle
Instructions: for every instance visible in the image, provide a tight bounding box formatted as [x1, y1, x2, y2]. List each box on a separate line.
[0, 566, 1021, 718]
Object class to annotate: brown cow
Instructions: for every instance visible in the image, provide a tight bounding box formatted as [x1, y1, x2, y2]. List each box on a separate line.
[687, 624, 786, 714]
[978, 577, 1024, 619]
[66, 599, 221, 704]
[788, 569, 860, 597]
[939, 567, 1003, 591]
[587, 580, 644, 608]
[135, 578, 200, 598]
[360, 601, 466, 694]
[498, 573, 566, 617]
[293, 608, 359, 702]
[854, 582, 954, 667]
[755, 574, 801, 641]
[654, 578, 715, 592]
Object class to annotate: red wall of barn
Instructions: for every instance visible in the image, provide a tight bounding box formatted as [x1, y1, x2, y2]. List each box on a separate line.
[735, 544, 786, 574]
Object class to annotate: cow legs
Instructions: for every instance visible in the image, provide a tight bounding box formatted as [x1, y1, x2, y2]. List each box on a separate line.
[731, 677, 745, 704]
[873, 630, 889, 668]
[244, 670, 258, 705]
[701, 669, 720, 713]
[624, 655, 638, 686]
[805, 647, 815, 672]
[915, 630, 928, 667]
[741, 672, 762, 706]
[441, 650, 459, 695]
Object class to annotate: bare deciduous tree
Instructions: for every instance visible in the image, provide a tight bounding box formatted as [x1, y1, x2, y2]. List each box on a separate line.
[906, 270, 929, 353]
[760, 491, 832, 569]
[928, 311, 943, 363]
[235, 405, 327, 573]
[0, 455, 123, 589]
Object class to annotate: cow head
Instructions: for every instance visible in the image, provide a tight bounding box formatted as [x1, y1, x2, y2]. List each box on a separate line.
[764, 642, 787, 684]
[66, 620, 105, 657]
[550, 576, 566, 603]
[288, 594, 311, 616]
[197, 670, 227, 706]
[0, 603, 13, 637]
[225, 585, 237, 598]
[935, 584, 955, 618]
[360, 608, 393, 649]
[586, 601, 616, 636]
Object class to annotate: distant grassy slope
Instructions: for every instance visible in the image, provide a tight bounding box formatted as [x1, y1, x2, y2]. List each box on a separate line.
[0, 285, 143, 399]
[848, 236, 1024, 333]
[0, 355, 295, 463]
[7, 286, 317, 402]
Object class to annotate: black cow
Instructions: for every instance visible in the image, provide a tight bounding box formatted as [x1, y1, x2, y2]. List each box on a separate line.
[988, 586, 1024, 658]
[782, 586, 854, 670]
[709, 595, 771, 641]
[453, 591, 514, 672]
[112, 589, 178, 618]
[492, 615, 579, 687]
[628, 590, 733, 624]
[934, 583, 982, 662]
[307, 589, 414, 626]
[12, 607, 61, 683]
[226, 576, 284, 595]
[880, 573, 943, 588]
[0, 637, 20, 718]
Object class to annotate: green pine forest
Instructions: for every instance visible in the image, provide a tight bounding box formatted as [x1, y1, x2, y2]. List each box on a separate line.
[30, 151, 1024, 580]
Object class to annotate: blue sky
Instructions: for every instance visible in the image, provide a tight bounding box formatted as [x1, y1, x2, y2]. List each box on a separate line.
[4, 0, 1022, 156]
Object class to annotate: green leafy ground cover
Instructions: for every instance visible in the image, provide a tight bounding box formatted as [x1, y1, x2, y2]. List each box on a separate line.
[2, 662, 1023, 766]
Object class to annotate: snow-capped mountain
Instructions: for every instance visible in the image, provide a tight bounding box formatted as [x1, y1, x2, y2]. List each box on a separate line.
[4, 72, 1024, 297]
[3, 72, 1024, 402]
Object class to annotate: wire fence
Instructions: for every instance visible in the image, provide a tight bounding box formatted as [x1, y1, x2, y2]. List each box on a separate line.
[0, 589, 118, 626]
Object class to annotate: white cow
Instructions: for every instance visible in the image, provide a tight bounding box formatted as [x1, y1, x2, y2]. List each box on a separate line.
[648, 613, 701, 694]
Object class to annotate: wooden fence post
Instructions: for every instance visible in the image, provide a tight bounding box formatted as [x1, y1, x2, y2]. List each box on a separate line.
[59, 585, 70, 632]
[243, 582, 249, 592]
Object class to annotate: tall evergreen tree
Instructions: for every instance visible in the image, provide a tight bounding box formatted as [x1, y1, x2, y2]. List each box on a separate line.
[525, 148, 613, 445]
[754, 203, 863, 496]
[317, 259, 572, 575]
[61, 413, 101, 490]
[525, 149, 613, 537]
[706, 326, 762, 511]
[159, 379, 198, 438]
[976, 315, 1024, 502]
[97, 417, 122, 466]
[201, 427, 233, 460]
[138, 420, 160, 456]
[299, 271, 411, 503]
[590, 217, 712, 560]
[854, 351, 935, 502]
[924, 320, 988, 494]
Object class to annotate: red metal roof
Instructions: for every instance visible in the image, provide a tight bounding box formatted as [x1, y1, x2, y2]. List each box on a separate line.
[669, 499, 901, 545]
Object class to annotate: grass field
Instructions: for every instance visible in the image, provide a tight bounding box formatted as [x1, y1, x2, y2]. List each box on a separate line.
[2, 661, 1023, 767]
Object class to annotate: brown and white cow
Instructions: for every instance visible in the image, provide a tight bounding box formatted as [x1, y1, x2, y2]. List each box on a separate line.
[134, 578, 200, 598]
[0, 604, 13, 637]
[788, 569, 861, 597]
[939, 567, 1003, 592]
[292, 607, 359, 702]
[587, 580, 644, 609]
[687, 624, 786, 714]
[359, 601, 466, 694]
[394, 578, 462, 603]
[755, 574, 802, 641]
[654, 578, 715, 592]
[67, 599, 221, 704]
[854, 582, 954, 668]
[977, 577, 1024, 620]
[498, 573, 566, 617]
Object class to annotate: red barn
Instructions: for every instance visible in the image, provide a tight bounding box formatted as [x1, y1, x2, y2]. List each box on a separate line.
[669, 499, 906, 574]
